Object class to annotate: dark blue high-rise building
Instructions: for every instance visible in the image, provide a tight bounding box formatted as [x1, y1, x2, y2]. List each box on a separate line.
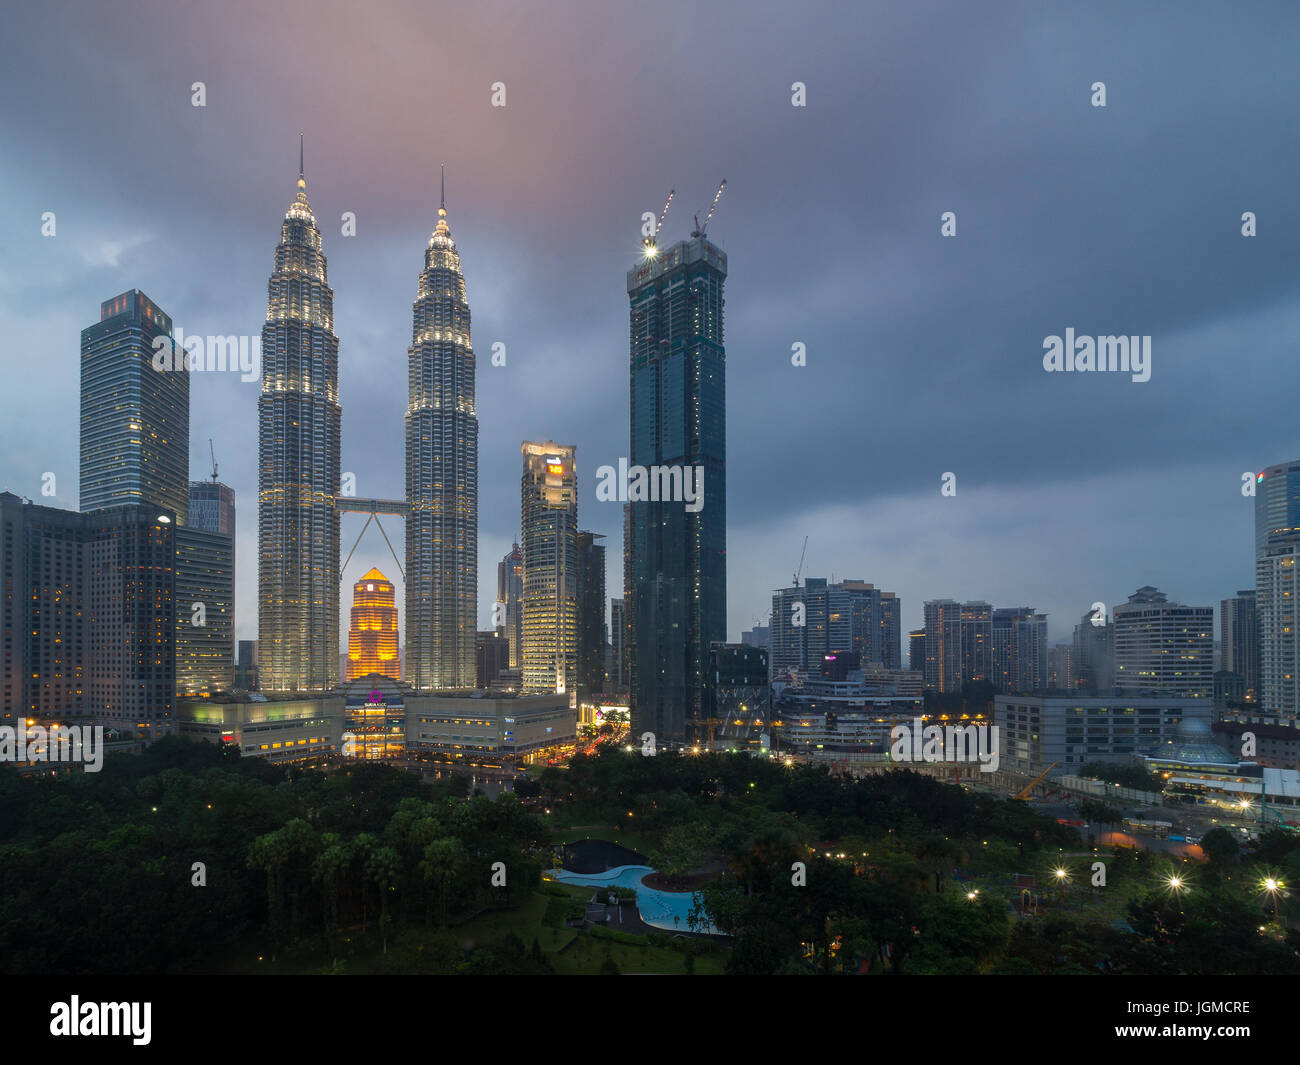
[626, 234, 727, 742]
[80, 290, 188, 523]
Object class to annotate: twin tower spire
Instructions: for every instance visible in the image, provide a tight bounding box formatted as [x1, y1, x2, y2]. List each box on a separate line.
[258, 136, 477, 693]
[294, 133, 448, 232]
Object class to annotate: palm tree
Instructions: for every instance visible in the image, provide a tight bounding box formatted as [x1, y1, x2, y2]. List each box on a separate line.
[420, 838, 464, 929]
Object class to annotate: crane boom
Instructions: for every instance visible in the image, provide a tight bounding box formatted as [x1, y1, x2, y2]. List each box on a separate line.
[209, 439, 218, 482]
[793, 535, 808, 588]
[692, 179, 727, 237]
[656, 188, 675, 237]
[642, 188, 676, 255]
[1013, 762, 1058, 801]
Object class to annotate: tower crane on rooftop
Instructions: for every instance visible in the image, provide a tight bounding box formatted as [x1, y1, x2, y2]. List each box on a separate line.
[793, 535, 808, 589]
[642, 188, 675, 257]
[691, 178, 727, 238]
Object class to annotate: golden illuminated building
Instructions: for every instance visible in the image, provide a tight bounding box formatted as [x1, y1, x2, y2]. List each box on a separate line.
[347, 567, 399, 681]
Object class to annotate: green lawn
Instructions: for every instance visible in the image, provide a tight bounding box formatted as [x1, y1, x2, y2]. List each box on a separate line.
[550, 932, 726, 975]
[454, 891, 550, 948]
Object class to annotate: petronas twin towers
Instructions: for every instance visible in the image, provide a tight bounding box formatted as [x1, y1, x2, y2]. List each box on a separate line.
[404, 175, 478, 689]
[258, 146, 477, 692]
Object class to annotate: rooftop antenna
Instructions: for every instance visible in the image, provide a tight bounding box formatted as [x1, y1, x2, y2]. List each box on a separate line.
[691, 178, 727, 238]
[441, 163, 445, 211]
[298, 132, 304, 181]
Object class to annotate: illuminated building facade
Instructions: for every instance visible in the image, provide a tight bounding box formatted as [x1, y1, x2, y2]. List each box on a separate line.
[770, 579, 902, 678]
[175, 525, 234, 696]
[923, 599, 992, 692]
[405, 173, 478, 691]
[996, 694, 1198, 774]
[177, 692, 340, 764]
[338, 673, 407, 760]
[1111, 586, 1213, 699]
[626, 235, 728, 742]
[521, 442, 578, 696]
[347, 567, 399, 681]
[406, 692, 576, 767]
[991, 607, 1048, 694]
[82, 504, 177, 736]
[258, 145, 342, 692]
[80, 290, 189, 525]
[0, 492, 176, 733]
[1256, 461, 1300, 720]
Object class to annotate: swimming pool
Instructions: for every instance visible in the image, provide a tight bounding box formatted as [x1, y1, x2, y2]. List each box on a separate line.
[547, 864, 720, 934]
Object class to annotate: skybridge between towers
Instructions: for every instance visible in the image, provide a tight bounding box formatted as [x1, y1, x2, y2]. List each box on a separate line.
[337, 498, 411, 582]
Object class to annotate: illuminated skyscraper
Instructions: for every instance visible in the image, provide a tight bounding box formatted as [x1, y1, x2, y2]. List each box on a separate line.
[626, 233, 728, 742]
[406, 169, 478, 690]
[521, 442, 577, 696]
[347, 567, 399, 681]
[180, 477, 236, 693]
[1256, 461, 1300, 718]
[258, 140, 342, 692]
[1112, 586, 1213, 699]
[80, 289, 189, 523]
[175, 523, 234, 696]
[923, 599, 992, 692]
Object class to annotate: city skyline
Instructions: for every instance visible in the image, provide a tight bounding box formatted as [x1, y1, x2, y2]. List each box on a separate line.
[2, 2, 1294, 652]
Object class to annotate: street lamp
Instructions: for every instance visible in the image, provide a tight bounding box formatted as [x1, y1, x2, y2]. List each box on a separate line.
[1262, 876, 1284, 919]
[1053, 866, 1068, 908]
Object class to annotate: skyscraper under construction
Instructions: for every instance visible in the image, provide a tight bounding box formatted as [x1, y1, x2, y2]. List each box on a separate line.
[405, 169, 478, 689]
[257, 140, 342, 691]
[626, 191, 728, 742]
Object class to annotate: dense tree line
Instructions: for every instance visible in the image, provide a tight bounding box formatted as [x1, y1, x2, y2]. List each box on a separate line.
[0, 738, 546, 974]
[7, 739, 1300, 975]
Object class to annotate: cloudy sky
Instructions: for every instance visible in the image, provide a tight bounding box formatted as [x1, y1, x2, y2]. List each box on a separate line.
[1, 0, 1297, 648]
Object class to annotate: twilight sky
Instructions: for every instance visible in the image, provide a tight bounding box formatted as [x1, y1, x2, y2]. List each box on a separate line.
[1, 0, 1297, 648]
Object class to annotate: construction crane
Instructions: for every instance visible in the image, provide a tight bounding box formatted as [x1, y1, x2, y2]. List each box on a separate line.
[793, 535, 808, 589]
[1013, 762, 1058, 801]
[642, 188, 675, 255]
[208, 439, 219, 483]
[691, 178, 727, 238]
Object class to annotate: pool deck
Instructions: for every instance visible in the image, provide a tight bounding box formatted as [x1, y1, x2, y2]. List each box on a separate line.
[547, 864, 722, 935]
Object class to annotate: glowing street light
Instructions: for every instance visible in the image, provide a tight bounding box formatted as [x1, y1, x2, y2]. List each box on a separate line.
[1053, 866, 1068, 909]
[1262, 876, 1284, 919]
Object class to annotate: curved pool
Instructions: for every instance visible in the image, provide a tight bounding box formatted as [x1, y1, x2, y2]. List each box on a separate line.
[547, 864, 719, 934]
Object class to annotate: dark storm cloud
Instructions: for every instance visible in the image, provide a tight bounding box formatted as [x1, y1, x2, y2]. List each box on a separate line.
[0, 0, 1296, 644]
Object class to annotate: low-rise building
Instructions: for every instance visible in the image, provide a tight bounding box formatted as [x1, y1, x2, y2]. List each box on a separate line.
[176, 692, 341, 763]
[773, 654, 928, 760]
[995, 694, 1201, 774]
[407, 692, 576, 767]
